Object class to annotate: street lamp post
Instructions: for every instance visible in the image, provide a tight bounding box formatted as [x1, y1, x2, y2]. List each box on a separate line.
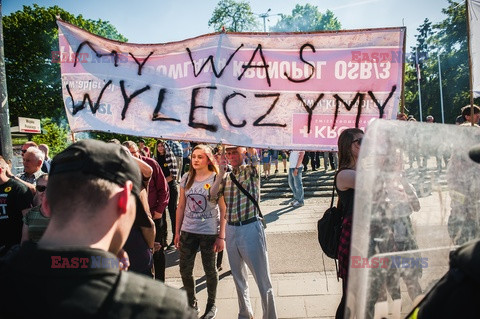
[438, 52, 445, 124]
[259, 8, 271, 32]
[257, 9, 281, 32]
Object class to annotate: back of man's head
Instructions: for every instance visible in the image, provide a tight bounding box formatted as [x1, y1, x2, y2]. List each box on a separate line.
[45, 140, 150, 241]
[46, 171, 118, 227]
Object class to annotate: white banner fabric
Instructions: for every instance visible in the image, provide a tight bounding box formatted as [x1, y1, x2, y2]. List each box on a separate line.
[57, 20, 405, 150]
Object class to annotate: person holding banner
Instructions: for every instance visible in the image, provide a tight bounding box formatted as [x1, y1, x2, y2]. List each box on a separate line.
[174, 145, 226, 318]
[211, 146, 277, 319]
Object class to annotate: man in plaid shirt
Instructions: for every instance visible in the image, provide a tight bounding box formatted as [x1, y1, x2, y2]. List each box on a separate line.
[156, 140, 179, 250]
[212, 146, 277, 319]
[166, 140, 183, 182]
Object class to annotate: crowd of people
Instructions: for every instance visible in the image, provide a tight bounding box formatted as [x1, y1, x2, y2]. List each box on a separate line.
[1, 104, 480, 318]
[0, 138, 285, 318]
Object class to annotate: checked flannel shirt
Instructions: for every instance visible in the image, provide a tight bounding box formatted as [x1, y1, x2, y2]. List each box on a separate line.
[222, 154, 261, 223]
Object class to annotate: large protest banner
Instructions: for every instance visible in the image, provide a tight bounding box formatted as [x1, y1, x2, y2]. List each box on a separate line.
[57, 20, 405, 150]
[469, 0, 480, 98]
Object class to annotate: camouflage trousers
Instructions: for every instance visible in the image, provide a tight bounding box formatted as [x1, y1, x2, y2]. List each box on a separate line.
[179, 231, 218, 307]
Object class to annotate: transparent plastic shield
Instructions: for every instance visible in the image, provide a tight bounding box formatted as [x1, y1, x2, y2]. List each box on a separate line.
[346, 119, 480, 318]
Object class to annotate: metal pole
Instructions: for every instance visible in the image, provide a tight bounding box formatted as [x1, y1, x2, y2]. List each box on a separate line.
[259, 9, 271, 32]
[259, 14, 267, 32]
[416, 48, 423, 122]
[438, 52, 445, 123]
[0, 0, 13, 161]
[400, 27, 407, 114]
[466, 0, 476, 125]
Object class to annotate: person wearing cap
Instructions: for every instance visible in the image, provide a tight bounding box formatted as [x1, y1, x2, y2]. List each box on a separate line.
[211, 146, 277, 319]
[0, 140, 195, 318]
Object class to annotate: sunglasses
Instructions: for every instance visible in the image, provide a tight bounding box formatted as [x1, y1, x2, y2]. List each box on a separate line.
[21, 149, 27, 154]
[36, 185, 47, 192]
[352, 138, 363, 145]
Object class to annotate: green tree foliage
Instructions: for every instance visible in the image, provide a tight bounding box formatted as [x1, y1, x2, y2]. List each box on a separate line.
[405, 18, 434, 119]
[208, 0, 259, 32]
[31, 118, 69, 157]
[405, 1, 479, 123]
[270, 4, 341, 32]
[3, 4, 127, 127]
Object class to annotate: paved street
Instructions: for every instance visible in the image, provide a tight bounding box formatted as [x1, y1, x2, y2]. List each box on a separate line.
[163, 163, 455, 319]
[165, 169, 342, 319]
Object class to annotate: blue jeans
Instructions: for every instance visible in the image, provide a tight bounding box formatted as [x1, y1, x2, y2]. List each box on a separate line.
[288, 167, 304, 203]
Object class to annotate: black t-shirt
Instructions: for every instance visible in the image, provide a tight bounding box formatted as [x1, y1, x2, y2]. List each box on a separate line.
[0, 241, 196, 318]
[0, 178, 33, 250]
[156, 155, 171, 178]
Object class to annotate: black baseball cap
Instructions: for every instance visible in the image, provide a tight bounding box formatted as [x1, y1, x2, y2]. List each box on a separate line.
[49, 139, 149, 227]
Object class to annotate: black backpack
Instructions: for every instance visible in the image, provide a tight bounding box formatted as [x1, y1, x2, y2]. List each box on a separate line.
[406, 239, 480, 319]
[317, 175, 344, 259]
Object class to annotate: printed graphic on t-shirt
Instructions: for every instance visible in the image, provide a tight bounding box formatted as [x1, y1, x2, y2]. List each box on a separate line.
[0, 194, 8, 220]
[185, 185, 214, 220]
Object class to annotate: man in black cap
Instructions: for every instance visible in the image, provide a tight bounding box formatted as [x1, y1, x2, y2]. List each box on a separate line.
[0, 139, 194, 318]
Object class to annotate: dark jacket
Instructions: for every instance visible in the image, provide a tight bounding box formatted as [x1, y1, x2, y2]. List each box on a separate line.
[0, 241, 195, 318]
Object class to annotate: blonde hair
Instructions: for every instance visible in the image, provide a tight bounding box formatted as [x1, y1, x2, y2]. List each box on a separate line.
[185, 145, 218, 190]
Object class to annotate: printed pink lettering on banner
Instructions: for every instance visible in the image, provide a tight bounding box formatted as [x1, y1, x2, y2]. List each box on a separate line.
[292, 114, 376, 145]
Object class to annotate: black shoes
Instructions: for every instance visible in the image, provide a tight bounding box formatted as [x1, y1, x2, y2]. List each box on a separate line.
[200, 303, 217, 319]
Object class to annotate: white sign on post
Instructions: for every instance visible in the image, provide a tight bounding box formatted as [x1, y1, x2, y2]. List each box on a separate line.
[18, 117, 41, 134]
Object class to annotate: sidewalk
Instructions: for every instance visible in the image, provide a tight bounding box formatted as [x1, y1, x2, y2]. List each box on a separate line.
[165, 199, 342, 319]
[166, 271, 342, 319]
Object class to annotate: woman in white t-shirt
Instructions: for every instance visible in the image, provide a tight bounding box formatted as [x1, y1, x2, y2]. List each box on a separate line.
[174, 144, 226, 318]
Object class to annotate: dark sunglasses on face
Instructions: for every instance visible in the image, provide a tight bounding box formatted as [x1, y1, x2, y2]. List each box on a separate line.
[21, 150, 27, 154]
[352, 138, 362, 145]
[36, 185, 47, 192]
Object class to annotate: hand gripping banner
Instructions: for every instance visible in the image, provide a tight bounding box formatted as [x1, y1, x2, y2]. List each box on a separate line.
[57, 20, 405, 150]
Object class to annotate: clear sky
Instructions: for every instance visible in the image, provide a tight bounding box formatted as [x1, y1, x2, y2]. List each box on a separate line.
[3, 0, 451, 51]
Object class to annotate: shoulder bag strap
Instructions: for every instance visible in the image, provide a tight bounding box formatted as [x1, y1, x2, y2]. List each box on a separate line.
[330, 171, 340, 209]
[229, 173, 263, 219]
